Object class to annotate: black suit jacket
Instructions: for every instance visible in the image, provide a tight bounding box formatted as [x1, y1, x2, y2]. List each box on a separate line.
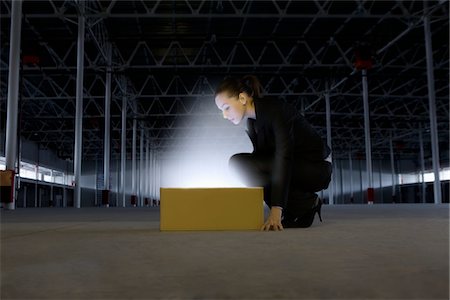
[247, 98, 331, 207]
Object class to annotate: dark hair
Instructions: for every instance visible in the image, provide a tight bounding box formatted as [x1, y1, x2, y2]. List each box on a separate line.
[215, 75, 263, 98]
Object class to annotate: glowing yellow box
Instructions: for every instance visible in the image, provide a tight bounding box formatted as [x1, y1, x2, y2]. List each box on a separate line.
[160, 188, 264, 231]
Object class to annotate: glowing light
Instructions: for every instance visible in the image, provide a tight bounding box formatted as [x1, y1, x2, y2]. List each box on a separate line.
[161, 153, 247, 188]
[160, 101, 253, 188]
[398, 167, 450, 184]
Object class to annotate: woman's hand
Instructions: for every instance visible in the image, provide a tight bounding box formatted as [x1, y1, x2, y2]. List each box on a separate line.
[261, 206, 284, 231]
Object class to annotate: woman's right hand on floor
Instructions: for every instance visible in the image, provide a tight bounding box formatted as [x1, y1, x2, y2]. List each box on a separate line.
[261, 207, 284, 231]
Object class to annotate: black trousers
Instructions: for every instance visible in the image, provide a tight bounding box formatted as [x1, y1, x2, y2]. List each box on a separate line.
[229, 153, 332, 217]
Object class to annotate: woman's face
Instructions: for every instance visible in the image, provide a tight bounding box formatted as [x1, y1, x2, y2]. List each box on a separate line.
[215, 92, 246, 125]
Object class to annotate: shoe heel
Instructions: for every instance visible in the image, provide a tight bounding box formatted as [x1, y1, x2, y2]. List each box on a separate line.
[316, 198, 323, 222]
[296, 197, 322, 228]
[317, 207, 322, 222]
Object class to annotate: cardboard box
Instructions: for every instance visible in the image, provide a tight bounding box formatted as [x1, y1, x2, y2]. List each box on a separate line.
[160, 187, 264, 231]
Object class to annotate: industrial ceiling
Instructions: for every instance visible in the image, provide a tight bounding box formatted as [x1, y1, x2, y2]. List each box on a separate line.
[1, 0, 449, 167]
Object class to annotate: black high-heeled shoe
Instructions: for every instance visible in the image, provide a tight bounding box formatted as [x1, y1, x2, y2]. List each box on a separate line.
[296, 197, 323, 228]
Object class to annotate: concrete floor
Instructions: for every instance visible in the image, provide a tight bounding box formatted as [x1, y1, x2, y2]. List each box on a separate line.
[1, 204, 448, 300]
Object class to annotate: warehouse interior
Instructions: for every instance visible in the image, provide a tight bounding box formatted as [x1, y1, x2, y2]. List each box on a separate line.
[1, 1, 449, 299]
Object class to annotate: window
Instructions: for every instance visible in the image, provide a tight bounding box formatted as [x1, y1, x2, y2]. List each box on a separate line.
[0, 157, 74, 186]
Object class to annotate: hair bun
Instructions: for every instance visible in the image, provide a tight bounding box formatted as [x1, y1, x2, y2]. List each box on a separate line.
[215, 75, 263, 98]
[241, 75, 262, 98]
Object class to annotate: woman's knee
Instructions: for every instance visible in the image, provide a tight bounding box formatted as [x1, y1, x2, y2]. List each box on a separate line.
[228, 153, 252, 171]
[320, 161, 333, 190]
[312, 161, 333, 191]
[228, 153, 261, 184]
[228, 153, 272, 187]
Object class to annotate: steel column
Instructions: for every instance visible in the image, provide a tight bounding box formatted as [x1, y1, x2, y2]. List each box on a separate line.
[157, 156, 161, 201]
[397, 160, 403, 202]
[155, 151, 158, 203]
[116, 159, 119, 206]
[424, 2, 442, 204]
[34, 164, 38, 207]
[139, 127, 144, 206]
[325, 88, 334, 205]
[131, 118, 137, 206]
[150, 149, 154, 205]
[4, 0, 22, 210]
[103, 45, 112, 207]
[362, 69, 374, 204]
[156, 152, 159, 202]
[378, 160, 383, 203]
[153, 150, 157, 203]
[389, 134, 396, 202]
[147, 149, 155, 206]
[74, 1, 85, 208]
[339, 160, 344, 204]
[145, 133, 150, 204]
[120, 95, 127, 207]
[359, 160, 363, 203]
[348, 152, 354, 203]
[418, 126, 426, 203]
[156, 151, 159, 205]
